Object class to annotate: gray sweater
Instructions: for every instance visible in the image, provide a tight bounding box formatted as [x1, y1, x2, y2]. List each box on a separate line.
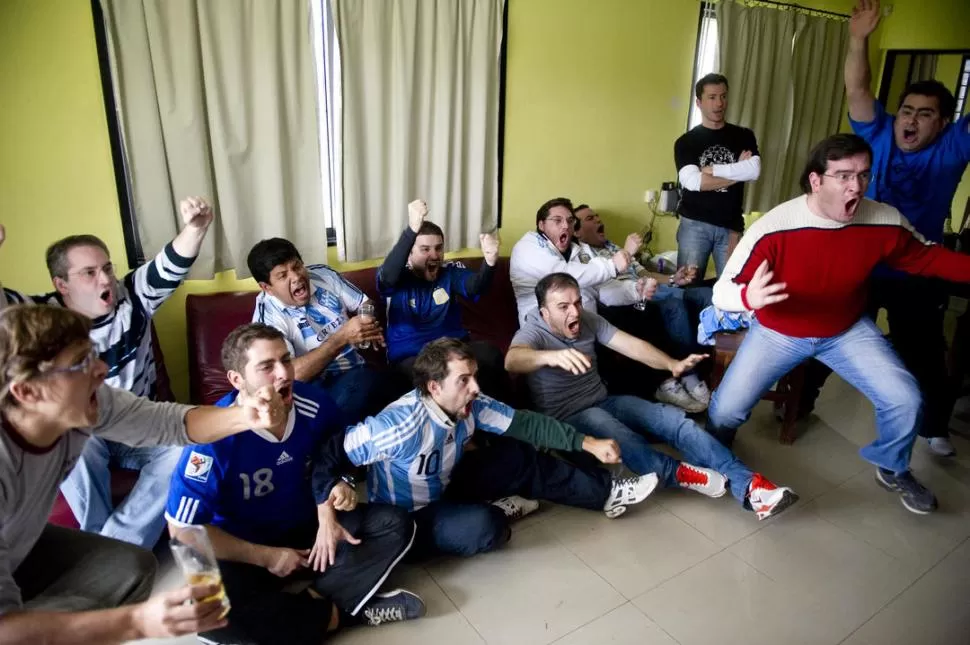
[0, 386, 194, 613]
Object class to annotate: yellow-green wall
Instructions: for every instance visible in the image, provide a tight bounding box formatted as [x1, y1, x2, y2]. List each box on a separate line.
[2, 0, 969, 400]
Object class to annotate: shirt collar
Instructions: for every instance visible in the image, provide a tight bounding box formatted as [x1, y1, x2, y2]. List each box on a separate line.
[421, 395, 456, 429]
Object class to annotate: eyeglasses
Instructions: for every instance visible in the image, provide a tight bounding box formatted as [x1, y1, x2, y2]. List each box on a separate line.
[822, 171, 872, 184]
[68, 264, 115, 282]
[40, 347, 100, 378]
[545, 216, 576, 226]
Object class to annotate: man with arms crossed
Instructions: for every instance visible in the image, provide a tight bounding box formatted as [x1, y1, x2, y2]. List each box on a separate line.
[675, 73, 760, 280]
[707, 134, 970, 516]
[800, 0, 970, 457]
[1, 198, 214, 548]
[166, 324, 424, 645]
[0, 304, 286, 644]
[329, 338, 658, 558]
[505, 273, 797, 520]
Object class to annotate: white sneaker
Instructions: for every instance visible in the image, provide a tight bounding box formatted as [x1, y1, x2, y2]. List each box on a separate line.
[747, 473, 799, 520]
[603, 473, 659, 519]
[676, 462, 727, 498]
[927, 437, 956, 457]
[686, 381, 711, 406]
[655, 379, 708, 413]
[491, 496, 540, 521]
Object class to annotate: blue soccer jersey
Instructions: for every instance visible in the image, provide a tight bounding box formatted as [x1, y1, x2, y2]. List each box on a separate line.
[165, 382, 343, 545]
[343, 390, 515, 511]
[380, 262, 477, 363]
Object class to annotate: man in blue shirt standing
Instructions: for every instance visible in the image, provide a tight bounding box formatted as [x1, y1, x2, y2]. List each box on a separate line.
[166, 323, 424, 645]
[331, 338, 658, 558]
[800, 0, 970, 456]
[377, 199, 505, 398]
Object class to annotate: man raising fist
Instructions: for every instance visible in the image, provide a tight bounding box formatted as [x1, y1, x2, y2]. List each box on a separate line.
[376, 199, 508, 399]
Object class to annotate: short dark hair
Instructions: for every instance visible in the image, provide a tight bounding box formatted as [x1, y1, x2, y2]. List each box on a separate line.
[412, 338, 476, 396]
[247, 238, 303, 284]
[221, 323, 287, 374]
[695, 73, 729, 100]
[45, 235, 110, 280]
[899, 80, 956, 120]
[799, 134, 873, 193]
[535, 272, 580, 309]
[572, 204, 592, 231]
[536, 197, 574, 228]
[416, 221, 445, 240]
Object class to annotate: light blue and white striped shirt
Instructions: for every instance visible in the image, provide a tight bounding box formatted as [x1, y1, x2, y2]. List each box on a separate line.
[252, 264, 366, 377]
[343, 390, 515, 511]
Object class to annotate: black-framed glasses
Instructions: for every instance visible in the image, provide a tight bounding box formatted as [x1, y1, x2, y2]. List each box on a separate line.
[822, 171, 872, 184]
[40, 347, 99, 378]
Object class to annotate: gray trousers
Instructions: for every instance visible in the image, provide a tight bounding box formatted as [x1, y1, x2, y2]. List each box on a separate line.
[15, 524, 157, 611]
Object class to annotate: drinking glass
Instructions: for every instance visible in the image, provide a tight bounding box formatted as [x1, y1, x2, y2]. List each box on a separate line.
[169, 525, 231, 620]
[357, 302, 376, 350]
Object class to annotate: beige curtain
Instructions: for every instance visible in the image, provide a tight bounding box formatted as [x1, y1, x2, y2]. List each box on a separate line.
[780, 13, 850, 201]
[717, 0, 848, 211]
[100, 0, 328, 278]
[333, 0, 504, 262]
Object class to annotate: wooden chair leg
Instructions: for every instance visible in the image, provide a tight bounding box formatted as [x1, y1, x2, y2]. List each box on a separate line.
[779, 365, 807, 445]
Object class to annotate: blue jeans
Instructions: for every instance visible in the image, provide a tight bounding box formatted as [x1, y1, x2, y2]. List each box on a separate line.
[652, 285, 713, 355]
[708, 318, 921, 473]
[565, 395, 755, 503]
[321, 365, 405, 423]
[60, 437, 181, 548]
[676, 216, 734, 278]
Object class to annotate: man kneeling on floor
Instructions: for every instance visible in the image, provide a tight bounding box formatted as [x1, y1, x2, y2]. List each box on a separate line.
[322, 338, 657, 558]
[504, 273, 797, 520]
[166, 324, 424, 645]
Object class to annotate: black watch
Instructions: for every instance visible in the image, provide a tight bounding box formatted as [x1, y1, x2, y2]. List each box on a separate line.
[340, 474, 358, 489]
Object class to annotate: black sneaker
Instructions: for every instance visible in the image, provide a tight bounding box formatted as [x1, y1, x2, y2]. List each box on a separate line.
[875, 469, 938, 515]
[362, 589, 426, 626]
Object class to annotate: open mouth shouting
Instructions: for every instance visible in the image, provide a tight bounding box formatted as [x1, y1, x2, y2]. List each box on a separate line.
[98, 287, 114, 309]
[426, 261, 440, 278]
[566, 317, 581, 337]
[291, 279, 310, 305]
[275, 381, 294, 406]
[901, 126, 918, 147]
[842, 197, 861, 220]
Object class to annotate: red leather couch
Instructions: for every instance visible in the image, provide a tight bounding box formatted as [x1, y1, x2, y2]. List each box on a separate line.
[186, 257, 526, 406]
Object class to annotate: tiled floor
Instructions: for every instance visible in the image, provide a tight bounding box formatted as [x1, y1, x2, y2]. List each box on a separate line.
[129, 376, 970, 645]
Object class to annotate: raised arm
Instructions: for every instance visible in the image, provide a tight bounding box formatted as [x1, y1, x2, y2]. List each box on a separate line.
[377, 200, 427, 291]
[170, 197, 215, 260]
[845, 0, 881, 123]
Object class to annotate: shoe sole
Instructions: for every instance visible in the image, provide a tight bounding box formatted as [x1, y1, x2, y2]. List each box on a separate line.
[604, 474, 660, 519]
[757, 489, 799, 520]
[874, 473, 936, 515]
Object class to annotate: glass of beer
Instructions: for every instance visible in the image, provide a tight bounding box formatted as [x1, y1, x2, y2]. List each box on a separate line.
[169, 525, 231, 620]
[357, 302, 376, 350]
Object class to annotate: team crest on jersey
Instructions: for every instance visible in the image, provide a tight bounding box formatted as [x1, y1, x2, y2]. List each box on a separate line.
[315, 289, 342, 312]
[578, 252, 591, 264]
[185, 451, 213, 482]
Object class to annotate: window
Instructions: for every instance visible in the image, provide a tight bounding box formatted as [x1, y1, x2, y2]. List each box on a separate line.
[688, 3, 719, 129]
[955, 55, 970, 120]
[310, 0, 340, 243]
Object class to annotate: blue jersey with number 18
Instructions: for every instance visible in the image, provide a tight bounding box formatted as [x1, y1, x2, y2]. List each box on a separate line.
[164, 382, 343, 545]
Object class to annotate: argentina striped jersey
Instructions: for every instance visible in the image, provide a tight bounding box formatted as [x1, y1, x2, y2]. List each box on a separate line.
[343, 390, 516, 511]
[1, 243, 193, 397]
[252, 264, 367, 377]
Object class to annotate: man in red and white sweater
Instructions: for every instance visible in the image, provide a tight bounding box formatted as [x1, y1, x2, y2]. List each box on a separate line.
[707, 133, 970, 516]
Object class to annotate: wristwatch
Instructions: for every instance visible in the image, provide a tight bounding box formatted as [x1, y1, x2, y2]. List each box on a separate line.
[340, 474, 358, 489]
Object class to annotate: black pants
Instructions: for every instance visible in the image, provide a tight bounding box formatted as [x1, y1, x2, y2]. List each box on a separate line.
[410, 436, 612, 558]
[597, 304, 677, 397]
[801, 276, 953, 438]
[395, 339, 510, 401]
[200, 505, 414, 645]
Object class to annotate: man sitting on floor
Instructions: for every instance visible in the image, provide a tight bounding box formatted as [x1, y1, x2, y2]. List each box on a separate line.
[321, 338, 658, 558]
[248, 238, 401, 422]
[0, 304, 287, 644]
[707, 133, 970, 515]
[165, 324, 423, 645]
[573, 204, 713, 411]
[0, 197, 213, 549]
[505, 273, 797, 520]
[377, 198, 505, 398]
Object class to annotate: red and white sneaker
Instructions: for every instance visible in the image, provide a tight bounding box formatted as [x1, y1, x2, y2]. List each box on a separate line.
[676, 462, 727, 498]
[747, 473, 798, 520]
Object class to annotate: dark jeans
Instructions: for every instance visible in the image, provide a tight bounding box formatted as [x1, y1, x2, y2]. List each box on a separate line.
[411, 436, 612, 558]
[200, 505, 414, 645]
[16, 524, 156, 612]
[801, 276, 953, 439]
[322, 366, 408, 424]
[395, 340, 509, 401]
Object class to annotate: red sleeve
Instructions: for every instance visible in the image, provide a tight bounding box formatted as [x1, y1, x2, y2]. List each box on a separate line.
[885, 230, 970, 282]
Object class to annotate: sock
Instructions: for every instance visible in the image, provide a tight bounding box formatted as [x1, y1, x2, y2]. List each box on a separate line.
[681, 372, 701, 390]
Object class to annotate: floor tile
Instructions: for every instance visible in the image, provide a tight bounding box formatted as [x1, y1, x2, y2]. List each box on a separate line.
[427, 524, 626, 645]
[841, 538, 970, 645]
[546, 503, 719, 598]
[552, 603, 679, 645]
[634, 551, 866, 645]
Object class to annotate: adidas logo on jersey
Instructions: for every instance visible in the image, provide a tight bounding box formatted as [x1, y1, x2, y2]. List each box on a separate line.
[444, 433, 455, 445]
[276, 451, 293, 466]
